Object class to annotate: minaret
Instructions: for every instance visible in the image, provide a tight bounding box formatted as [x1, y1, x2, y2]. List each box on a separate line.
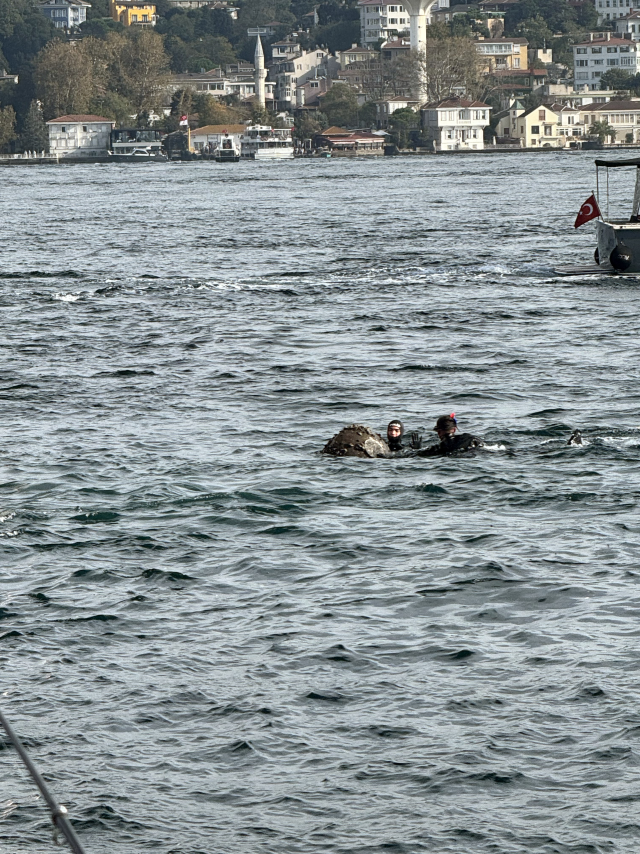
[254, 35, 266, 110]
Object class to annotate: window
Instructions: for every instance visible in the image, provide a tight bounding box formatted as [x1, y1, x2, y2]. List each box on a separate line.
[576, 47, 587, 53]
[591, 47, 602, 53]
[607, 46, 618, 52]
[538, 109, 545, 119]
[593, 59, 604, 65]
[607, 58, 620, 65]
[82, 125, 87, 132]
[620, 45, 630, 51]
[544, 125, 553, 135]
[576, 59, 588, 66]
[61, 126, 66, 132]
[576, 71, 589, 79]
[531, 125, 540, 133]
[622, 57, 634, 64]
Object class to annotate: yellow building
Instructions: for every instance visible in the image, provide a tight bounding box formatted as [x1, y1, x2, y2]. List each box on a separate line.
[475, 37, 529, 72]
[110, 0, 157, 26]
[498, 103, 561, 148]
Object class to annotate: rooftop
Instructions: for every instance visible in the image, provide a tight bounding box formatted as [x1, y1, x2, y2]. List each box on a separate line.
[423, 97, 491, 109]
[47, 114, 112, 123]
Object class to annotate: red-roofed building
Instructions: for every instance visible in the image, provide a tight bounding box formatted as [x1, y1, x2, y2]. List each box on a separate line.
[315, 126, 385, 154]
[573, 34, 640, 90]
[421, 96, 491, 150]
[46, 115, 115, 158]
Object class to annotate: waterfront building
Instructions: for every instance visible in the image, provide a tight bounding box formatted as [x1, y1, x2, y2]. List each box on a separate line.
[109, 0, 157, 26]
[474, 36, 528, 72]
[47, 115, 114, 158]
[190, 124, 246, 152]
[573, 34, 640, 91]
[358, 0, 411, 48]
[421, 96, 491, 150]
[39, 0, 90, 29]
[314, 126, 385, 154]
[507, 103, 561, 147]
[582, 99, 640, 143]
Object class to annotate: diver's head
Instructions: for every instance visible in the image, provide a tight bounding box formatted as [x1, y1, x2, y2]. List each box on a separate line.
[434, 413, 457, 440]
[387, 419, 404, 449]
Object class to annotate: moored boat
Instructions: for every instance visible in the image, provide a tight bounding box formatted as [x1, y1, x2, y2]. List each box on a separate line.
[109, 128, 167, 162]
[593, 157, 640, 273]
[239, 125, 294, 160]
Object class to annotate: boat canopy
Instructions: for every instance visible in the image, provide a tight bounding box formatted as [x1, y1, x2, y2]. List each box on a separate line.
[594, 158, 640, 168]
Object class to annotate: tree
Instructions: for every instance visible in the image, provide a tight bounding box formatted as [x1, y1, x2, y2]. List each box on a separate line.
[504, 0, 576, 35]
[421, 35, 483, 102]
[600, 69, 638, 91]
[35, 40, 95, 119]
[19, 100, 48, 150]
[293, 111, 327, 140]
[589, 119, 616, 143]
[0, 103, 15, 151]
[515, 16, 553, 49]
[112, 30, 170, 119]
[320, 82, 358, 127]
[388, 106, 418, 148]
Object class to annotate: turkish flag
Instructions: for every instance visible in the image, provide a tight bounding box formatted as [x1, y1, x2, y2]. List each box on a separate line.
[574, 194, 601, 228]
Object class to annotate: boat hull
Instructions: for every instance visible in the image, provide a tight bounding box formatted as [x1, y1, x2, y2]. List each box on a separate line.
[241, 149, 294, 160]
[109, 153, 168, 163]
[596, 220, 640, 273]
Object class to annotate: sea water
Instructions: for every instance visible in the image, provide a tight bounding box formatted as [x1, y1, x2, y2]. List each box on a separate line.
[1, 154, 640, 854]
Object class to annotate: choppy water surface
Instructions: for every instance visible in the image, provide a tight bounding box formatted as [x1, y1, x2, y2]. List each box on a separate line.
[1, 154, 640, 854]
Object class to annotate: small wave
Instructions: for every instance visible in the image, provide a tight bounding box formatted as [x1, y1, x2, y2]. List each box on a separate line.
[0, 270, 82, 279]
[53, 292, 81, 302]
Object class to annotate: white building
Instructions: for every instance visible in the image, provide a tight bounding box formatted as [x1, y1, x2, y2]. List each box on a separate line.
[39, 0, 90, 29]
[47, 115, 114, 158]
[582, 98, 640, 142]
[574, 34, 640, 90]
[421, 97, 491, 150]
[190, 123, 245, 152]
[615, 11, 640, 38]
[358, 0, 410, 48]
[597, 0, 640, 23]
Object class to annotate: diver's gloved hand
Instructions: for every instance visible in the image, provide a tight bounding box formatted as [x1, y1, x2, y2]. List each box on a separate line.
[410, 432, 422, 449]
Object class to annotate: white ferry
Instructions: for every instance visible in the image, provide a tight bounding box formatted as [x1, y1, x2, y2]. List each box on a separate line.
[213, 134, 241, 162]
[239, 125, 294, 160]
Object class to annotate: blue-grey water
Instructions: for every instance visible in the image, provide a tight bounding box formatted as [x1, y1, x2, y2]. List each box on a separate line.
[1, 154, 640, 854]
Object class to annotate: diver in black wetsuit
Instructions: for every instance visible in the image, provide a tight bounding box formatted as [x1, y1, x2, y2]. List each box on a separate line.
[387, 420, 423, 454]
[416, 414, 484, 457]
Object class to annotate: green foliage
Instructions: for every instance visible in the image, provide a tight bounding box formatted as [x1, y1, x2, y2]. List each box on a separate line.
[18, 99, 48, 150]
[90, 91, 134, 125]
[320, 82, 358, 127]
[293, 110, 327, 139]
[504, 0, 576, 35]
[388, 106, 418, 148]
[358, 100, 377, 126]
[80, 18, 125, 38]
[600, 69, 639, 91]
[312, 20, 360, 51]
[515, 16, 553, 48]
[0, 102, 15, 150]
[86, 0, 110, 19]
[589, 119, 616, 143]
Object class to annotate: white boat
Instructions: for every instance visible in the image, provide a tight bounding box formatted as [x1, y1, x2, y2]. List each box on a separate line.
[213, 134, 240, 162]
[239, 125, 294, 160]
[593, 157, 640, 273]
[109, 128, 167, 162]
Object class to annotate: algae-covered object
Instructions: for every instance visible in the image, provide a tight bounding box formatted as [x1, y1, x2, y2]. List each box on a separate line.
[322, 424, 390, 458]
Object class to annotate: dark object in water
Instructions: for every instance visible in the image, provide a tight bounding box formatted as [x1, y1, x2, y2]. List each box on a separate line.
[323, 424, 390, 458]
[568, 430, 583, 446]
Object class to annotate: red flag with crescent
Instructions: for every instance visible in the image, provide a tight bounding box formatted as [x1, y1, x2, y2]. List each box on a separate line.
[574, 194, 601, 228]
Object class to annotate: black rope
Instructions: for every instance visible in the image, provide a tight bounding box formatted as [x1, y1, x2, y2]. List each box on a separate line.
[0, 709, 87, 854]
